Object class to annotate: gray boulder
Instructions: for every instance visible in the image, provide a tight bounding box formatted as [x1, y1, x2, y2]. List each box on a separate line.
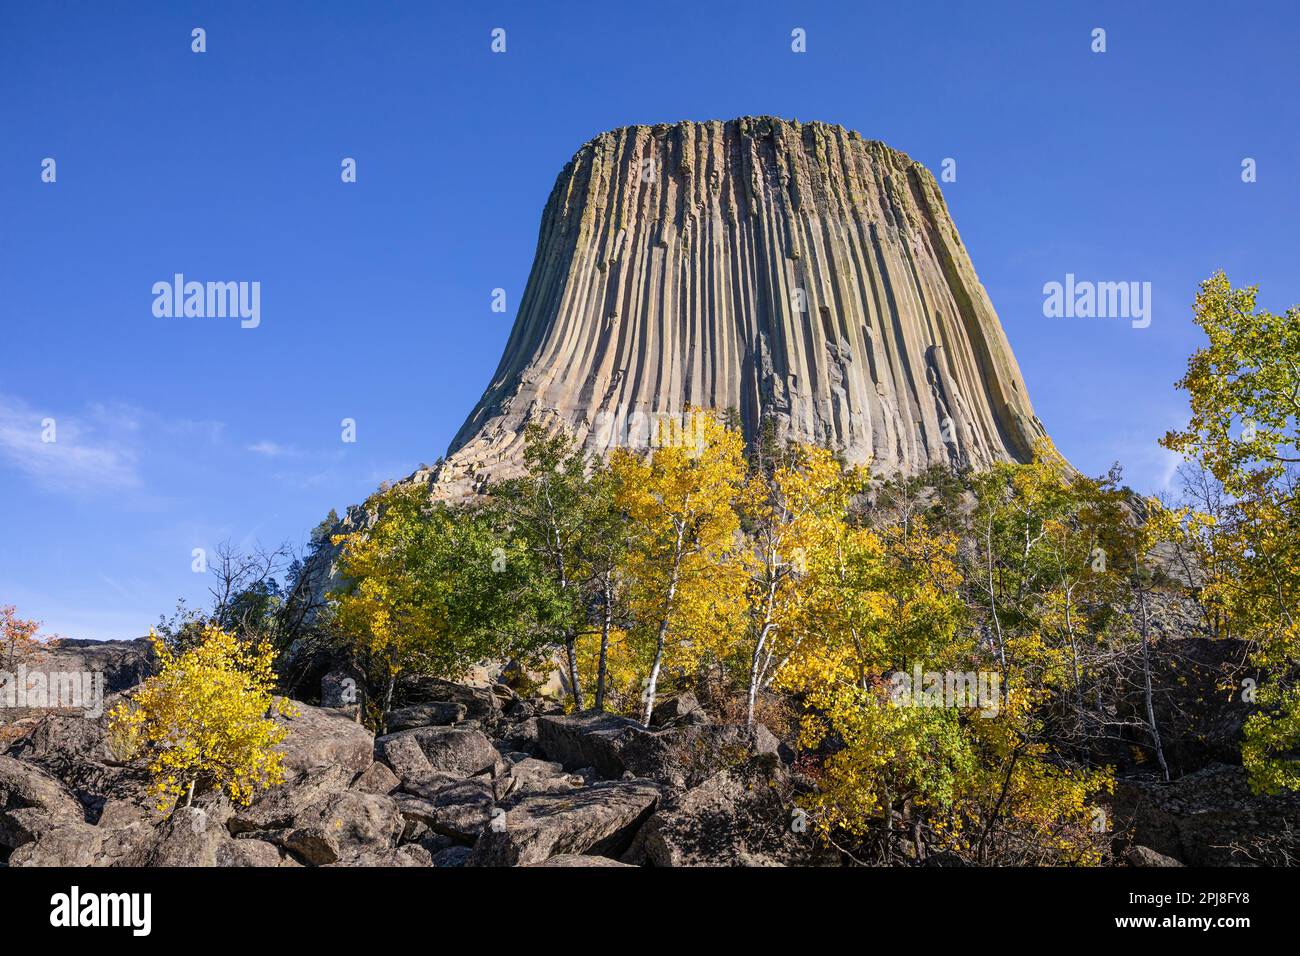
[127, 806, 235, 867]
[274, 700, 374, 775]
[537, 712, 780, 790]
[7, 820, 109, 866]
[351, 761, 400, 795]
[397, 676, 500, 723]
[501, 756, 578, 798]
[1126, 845, 1184, 867]
[431, 844, 472, 867]
[328, 844, 431, 867]
[375, 726, 499, 784]
[650, 693, 711, 728]
[631, 767, 831, 867]
[619, 723, 780, 790]
[1, 709, 156, 822]
[282, 826, 340, 865]
[387, 702, 467, 731]
[498, 716, 540, 754]
[392, 778, 495, 843]
[0, 755, 87, 852]
[217, 838, 288, 867]
[467, 780, 662, 867]
[288, 791, 404, 863]
[536, 711, 645, 778]
[226, 764, 352, 834]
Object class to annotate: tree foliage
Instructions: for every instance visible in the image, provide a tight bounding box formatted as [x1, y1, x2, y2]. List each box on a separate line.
[490, 423, 628, 708]
[1163, 272, 1300, 793]
[330, 484, 541, 727]
[0, 604, 43, 671]
[610, 412, 748, 723]
[108, 626, 294, 812]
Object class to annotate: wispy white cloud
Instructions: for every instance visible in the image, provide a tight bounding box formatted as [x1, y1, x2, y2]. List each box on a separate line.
[0, 393, 228, 497]
[0, 394, 141, 492]
[1155, 447, 1183, 493]
[247, 439, 298, 458]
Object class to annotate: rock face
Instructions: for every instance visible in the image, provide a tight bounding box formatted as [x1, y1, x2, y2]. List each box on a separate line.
[427, 116, 1047, 497]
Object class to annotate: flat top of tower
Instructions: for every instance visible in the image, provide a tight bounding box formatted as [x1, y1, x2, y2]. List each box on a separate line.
[571, 116, 918, 169]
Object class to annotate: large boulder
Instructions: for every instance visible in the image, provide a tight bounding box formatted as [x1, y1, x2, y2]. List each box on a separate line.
[396, 676, 501, 724]
[500, 756, 578, 798]
[498, 716, 540, 755]
[650, 693, 711, 728]
[229, 771, 405, 865]
[328, 844, 431, 867]
[274, 700, 374, 775]
[3, 711, 154, 821]
[618, 723, 781, 790]
[7, 821, 110, 866]
[126, 806, 235, 867]
[392, 779, 495, 843]
[0, 755, 85, 821]
[217, 837, 291, 867]
[285, 791, 404, 863]
[430, 845, 472, 867]
[15, 806, 252, 868]
[524, 853, 635, 867]
[387, 702, 467, 732]
[375, 727, 499, 785]
[1126, 845, 1184, 867]
[467, 780, 663, 867]
[536, 712, 645, 778]
[630, 767, 832, 867]
[226, 765, 353, 835]
[282, 826, 341, 866]
[537, 712, 780, 790]
[352, 761, 400, 795]
[0, 755, 86, 850]
[375, 732, 436, 787]
[219, 837, 288, 868]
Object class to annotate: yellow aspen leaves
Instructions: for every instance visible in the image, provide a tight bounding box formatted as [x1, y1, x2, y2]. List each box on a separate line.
[108, 626, 295, 813]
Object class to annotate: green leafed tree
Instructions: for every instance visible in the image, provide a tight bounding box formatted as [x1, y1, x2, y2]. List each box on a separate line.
[1163, 273, 1300, 793]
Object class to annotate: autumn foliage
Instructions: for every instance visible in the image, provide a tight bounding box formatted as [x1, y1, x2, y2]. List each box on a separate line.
[1162, 272, 1300, 794]
[0, 605, 42, 670]
[319, 274, 1300, 863]
[108, 626, 295, 812]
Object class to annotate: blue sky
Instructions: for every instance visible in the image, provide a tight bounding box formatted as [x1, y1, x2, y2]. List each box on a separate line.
[2, 1, 1298, 640]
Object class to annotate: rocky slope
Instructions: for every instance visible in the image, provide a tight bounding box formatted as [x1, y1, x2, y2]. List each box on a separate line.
[2, 637, 1295, 867]
[0, 648, 829, 868]
[426, 116, 1048, 497]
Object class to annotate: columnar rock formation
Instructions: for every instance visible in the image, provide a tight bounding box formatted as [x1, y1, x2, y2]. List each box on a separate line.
[429, 116, 1047, 496]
